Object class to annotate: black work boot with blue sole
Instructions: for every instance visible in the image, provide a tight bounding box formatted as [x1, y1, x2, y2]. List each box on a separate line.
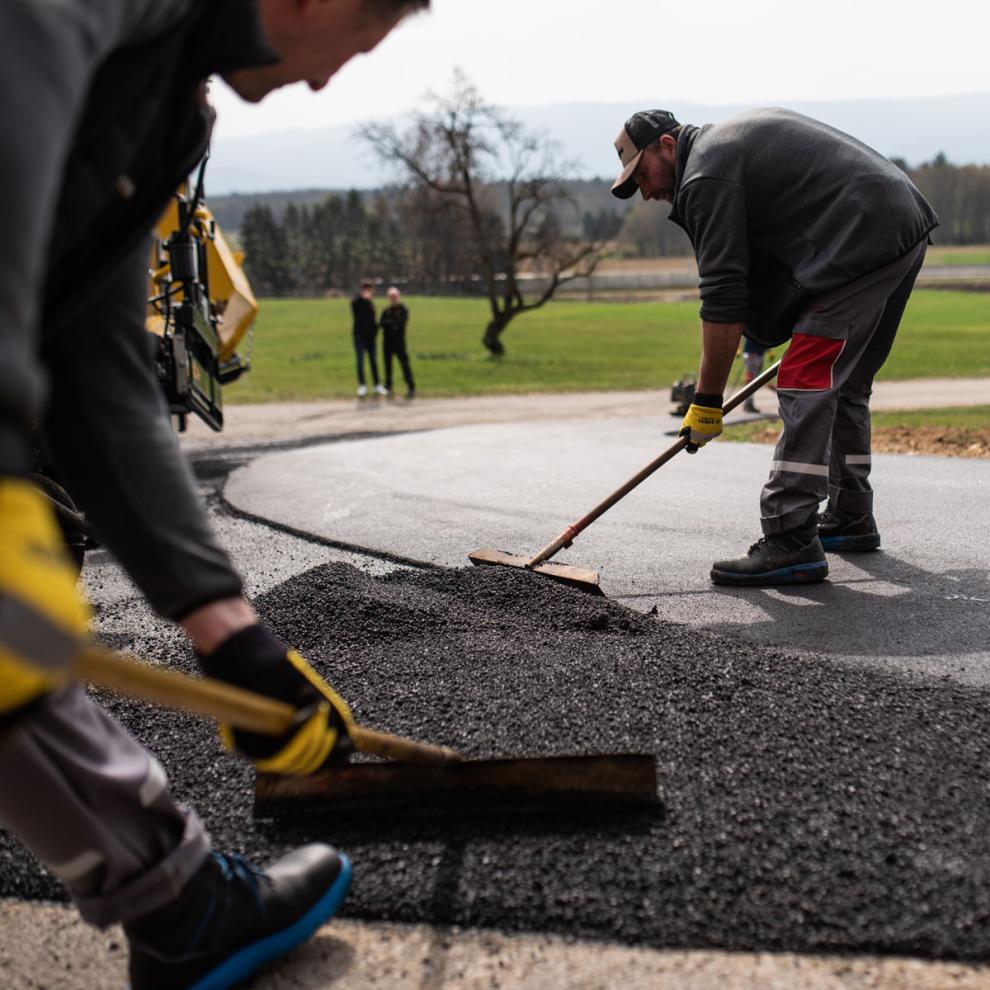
[125, 844, 351, 990]
[711, 532, 828, 586]
[817, 502, 881, 552]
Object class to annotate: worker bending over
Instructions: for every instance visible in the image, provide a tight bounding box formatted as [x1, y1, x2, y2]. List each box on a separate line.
[0, 2, 427, 988]
[610, 108, 936, 586]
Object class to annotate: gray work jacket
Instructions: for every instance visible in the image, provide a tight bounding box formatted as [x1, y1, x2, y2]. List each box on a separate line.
[667, 108, 938, 345]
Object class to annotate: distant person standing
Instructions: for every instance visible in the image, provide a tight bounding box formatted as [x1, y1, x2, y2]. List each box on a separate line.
[380, 286, 416, 398]
[351, 281, 386, 397]
[741, 337, 767, 413]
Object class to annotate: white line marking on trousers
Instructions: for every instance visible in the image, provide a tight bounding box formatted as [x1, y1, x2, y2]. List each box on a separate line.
[845, 454, 872, 464]
[48, 849, 103, 882]
[139, 756, 168, 807]
[771, 460, 830, 477]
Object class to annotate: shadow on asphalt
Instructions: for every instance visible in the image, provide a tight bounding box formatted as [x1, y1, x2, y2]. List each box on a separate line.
[705, 551, 989, 661]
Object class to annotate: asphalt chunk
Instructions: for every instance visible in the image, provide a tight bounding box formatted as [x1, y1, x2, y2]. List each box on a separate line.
[3, 562, 990, 960]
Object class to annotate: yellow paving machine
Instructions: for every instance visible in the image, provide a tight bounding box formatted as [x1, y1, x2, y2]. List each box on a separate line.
[147, 175, 258, 431]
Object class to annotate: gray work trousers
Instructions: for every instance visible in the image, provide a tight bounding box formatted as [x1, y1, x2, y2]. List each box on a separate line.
[761, 240, 927, 535]
[0, 685, 208, 927]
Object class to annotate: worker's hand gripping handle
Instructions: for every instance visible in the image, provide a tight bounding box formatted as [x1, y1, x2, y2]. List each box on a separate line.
[73, 647, 461, 765]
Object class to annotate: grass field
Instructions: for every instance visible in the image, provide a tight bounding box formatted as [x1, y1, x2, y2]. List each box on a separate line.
[925, 245, 990, 266]
[227, 289, 990, 403]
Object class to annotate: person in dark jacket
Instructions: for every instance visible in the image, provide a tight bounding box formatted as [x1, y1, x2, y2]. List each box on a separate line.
[0, 2, 428, 989]
[380, 285, 416, 397]
[351, 280, 386, 396]
[741, 337, 767, 414]
[611, 107, 937, 587]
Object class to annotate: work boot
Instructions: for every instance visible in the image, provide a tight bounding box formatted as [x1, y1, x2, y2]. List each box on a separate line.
[817, 501, 881, 551]
[743, 397, 759, 414]
[125, 844, 351, 990]
[711, 531, 828, 586]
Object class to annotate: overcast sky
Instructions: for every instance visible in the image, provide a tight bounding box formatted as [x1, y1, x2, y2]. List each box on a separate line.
[211, 0, 989, 139]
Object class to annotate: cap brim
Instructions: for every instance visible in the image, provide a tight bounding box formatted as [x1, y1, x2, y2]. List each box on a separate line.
[610, 149, 643, 200]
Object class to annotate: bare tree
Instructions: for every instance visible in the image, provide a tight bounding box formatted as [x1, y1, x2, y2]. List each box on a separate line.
[363, 71, 606, 355]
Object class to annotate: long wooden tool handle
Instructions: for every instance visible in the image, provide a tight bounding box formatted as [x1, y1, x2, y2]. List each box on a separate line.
[74, 647, 460, 765]
[349, 726, 460, 764]
[526, 360, 781, 568]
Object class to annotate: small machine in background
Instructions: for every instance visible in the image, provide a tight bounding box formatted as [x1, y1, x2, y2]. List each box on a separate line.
[670, 374, 697, 417]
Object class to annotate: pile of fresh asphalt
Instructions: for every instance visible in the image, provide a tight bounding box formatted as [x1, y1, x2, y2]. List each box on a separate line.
[4, 561, 990, 960]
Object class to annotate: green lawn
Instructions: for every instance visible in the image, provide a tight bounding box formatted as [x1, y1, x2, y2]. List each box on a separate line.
[867, 405, 990, 429]
[226, 290, 990, 403]
[925, 246, 990, 266]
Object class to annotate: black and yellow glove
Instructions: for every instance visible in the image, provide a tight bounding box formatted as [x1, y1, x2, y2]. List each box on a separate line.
[0, 479, 90, 716]
[199, 624, 354, 775]
[679, 394, 723, 453]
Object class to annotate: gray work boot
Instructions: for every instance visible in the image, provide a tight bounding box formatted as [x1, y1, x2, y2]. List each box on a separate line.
[125, 845, 351, 990]
[711, 532, 828, 586]
[817, 501, 881, 552]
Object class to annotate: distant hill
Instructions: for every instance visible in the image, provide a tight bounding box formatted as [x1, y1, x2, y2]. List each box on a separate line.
[206, 92, 990, 195]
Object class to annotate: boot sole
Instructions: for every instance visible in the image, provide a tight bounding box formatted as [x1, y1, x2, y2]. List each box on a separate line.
[179, 855, 353, 990]
[710, 560, 829, 587]
[819, 534, 881, 552]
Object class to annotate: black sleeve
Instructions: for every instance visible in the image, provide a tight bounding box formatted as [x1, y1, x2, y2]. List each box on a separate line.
[678, 178, 750, 324]
[41, 243, 243, 620]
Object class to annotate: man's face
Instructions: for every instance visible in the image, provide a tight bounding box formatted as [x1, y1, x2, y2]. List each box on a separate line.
[388, 290, 400, 305]
[225, 0, 413, 103]
[634, 134, 678, 203]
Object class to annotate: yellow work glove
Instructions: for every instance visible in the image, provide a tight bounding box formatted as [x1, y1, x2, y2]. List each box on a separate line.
[679, 398, 723, 453]
[0, 479, 90, 714]
[199, 624, 354, 775]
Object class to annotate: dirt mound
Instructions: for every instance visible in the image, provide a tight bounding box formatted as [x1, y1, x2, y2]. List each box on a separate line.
[734, 423, 990, 458]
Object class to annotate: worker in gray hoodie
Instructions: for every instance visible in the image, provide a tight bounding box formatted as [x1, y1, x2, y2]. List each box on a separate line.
[611, 107, 936, 586]
[0, 2, 428, 988]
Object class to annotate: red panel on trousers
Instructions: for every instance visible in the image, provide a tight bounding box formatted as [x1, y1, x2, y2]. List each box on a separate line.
[778, 333, 845, 390]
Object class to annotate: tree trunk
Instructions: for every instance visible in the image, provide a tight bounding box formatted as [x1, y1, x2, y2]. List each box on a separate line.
[482, 319, 507, 356]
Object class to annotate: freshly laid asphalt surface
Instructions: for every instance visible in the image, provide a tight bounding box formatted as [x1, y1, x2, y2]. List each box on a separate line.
[3, 438, 990, 965]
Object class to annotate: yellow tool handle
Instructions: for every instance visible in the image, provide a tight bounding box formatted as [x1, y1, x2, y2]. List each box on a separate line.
[74, 647, 460, 765]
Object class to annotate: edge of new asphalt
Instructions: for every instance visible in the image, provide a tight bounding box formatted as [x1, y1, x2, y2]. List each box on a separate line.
[7, 899, 990, 990]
